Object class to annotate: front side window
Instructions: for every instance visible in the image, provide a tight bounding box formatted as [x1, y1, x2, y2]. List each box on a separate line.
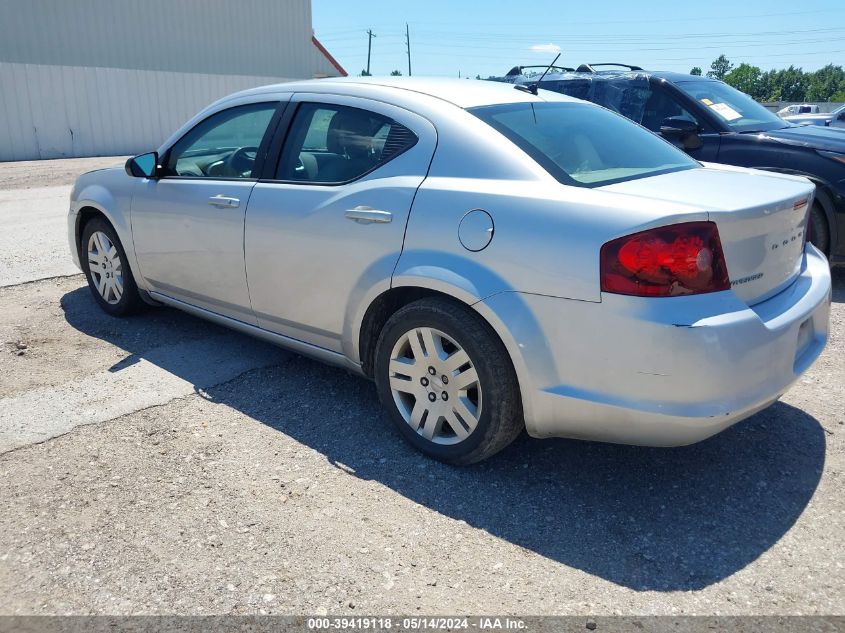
[675, 80, 786, 132]
[277, 103, 417, 183]
[164, 103, 277, 178]
[471, 102, 699, 187]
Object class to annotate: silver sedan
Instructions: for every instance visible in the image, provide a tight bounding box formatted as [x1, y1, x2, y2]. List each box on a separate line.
[69, 78, 831, 464]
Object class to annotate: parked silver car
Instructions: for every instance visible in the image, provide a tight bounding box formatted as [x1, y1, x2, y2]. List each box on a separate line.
[783, 104, 845, 128]
[776, 104, 820, 117]
[69, 78, 832, 464]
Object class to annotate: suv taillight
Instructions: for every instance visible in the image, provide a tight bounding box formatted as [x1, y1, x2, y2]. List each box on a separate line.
[600, 221, 731, 297]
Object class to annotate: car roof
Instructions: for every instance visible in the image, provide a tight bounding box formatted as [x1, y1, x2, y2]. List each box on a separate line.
[227, 76, 581, 109]
[508, 68, 718, 84]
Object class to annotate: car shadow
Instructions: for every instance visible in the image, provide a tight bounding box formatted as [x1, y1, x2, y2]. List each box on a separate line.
[62, 286, 827, 592]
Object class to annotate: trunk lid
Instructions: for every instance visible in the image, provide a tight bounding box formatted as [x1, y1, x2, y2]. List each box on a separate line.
[601, 165, 814, 305]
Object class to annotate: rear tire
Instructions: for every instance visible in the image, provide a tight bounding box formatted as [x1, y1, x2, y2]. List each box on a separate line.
[808, 202, 830, 256]
[373, 297, 523, 465]
[80, 218, 143, 317]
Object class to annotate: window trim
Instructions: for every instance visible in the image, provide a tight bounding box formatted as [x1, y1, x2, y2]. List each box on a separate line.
[158, 100, 286, 182]
[260, 101, 419, 187]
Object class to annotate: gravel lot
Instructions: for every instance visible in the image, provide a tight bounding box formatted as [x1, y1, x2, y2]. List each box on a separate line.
[0, 157, 842, 616]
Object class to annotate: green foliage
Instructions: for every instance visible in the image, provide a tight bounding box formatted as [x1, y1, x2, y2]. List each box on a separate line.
[707, 54, 734, 80]
[390, 69, 402, 76]
[360, 70, 372, 77]
[724, 63, 762, 96]
[690, 67, 702, 76]
[806, 64, 845, 102]
[700, 56, 845, 102]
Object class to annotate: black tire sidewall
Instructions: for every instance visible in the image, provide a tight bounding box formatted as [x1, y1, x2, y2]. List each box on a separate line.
[809, 203, 830, 256]
[80, 218, 139, 316]
[373, 301, 512, 463]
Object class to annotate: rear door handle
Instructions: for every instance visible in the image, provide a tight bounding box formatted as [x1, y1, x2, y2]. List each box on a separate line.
[344, 207, 392, 224]
[208, 195, 240, 208]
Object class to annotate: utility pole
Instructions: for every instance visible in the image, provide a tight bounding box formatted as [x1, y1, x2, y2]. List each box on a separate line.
[405, 23, 412, 77]
[366, 29, 376, 75]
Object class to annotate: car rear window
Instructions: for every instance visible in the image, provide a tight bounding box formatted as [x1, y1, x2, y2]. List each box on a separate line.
[470, 102, 698, 187]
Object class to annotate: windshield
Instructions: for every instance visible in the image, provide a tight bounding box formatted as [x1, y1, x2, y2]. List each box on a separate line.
[675, 80, 787, 132]
[470, 102, 699, 188]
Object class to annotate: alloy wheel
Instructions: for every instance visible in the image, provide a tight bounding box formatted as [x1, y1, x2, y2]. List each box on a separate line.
[87, 230, 124, 305]
[388, 327, 482, 445]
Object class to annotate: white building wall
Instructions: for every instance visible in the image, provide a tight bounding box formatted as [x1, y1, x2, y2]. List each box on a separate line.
[0, 63, 297, 160]
[0, 0, 344, 160]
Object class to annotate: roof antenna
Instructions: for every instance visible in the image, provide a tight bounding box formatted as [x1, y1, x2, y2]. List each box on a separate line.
[515, 53, 561, 95]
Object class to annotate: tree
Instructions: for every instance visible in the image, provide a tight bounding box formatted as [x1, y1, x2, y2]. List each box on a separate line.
[707, 55, 733, 80]
[724, 63, 762, 99]
[806, 64, 845, 101]
[690, 67, 702, 76]
[360, 69, 371, 77]
[758, 70, 781, 101]
[390, 69, 402, 76]
[774, 66, 808, 102]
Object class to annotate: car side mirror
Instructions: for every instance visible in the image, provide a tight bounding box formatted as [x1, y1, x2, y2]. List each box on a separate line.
[125, 152, 159, 178]
[660, 117, 703, 151]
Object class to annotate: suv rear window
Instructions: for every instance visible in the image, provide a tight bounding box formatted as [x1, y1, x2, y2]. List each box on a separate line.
[470, 102, 698, 187]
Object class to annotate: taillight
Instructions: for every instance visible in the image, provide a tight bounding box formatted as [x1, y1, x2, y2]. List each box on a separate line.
[600, 221, 731, 297]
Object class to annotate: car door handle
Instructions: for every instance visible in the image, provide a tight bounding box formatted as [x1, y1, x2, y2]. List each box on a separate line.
[344, 207, 392, 224]
[208, 195, 240, 208]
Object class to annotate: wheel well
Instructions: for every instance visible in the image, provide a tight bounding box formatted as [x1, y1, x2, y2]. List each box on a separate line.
[76, 206, 109, 251]
[359, 286, 441, 377]
[359, 287, 477, 378]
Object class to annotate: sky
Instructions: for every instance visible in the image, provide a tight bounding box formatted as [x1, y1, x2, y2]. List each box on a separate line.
[311, 0, 845, 78]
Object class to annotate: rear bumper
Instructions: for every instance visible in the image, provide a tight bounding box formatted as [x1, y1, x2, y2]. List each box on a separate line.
[481, 245, 831, 446]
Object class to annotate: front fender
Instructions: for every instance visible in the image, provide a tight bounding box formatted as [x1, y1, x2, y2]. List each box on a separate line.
[70, 177, 144, 290]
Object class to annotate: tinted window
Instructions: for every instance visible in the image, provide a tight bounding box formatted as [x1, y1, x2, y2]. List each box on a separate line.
[277, 103, 417, 183]
[165, 103, 277, 178]
[675, 80, 786, 132]
[471, 102, 698, 187]
[542, 79, 697, 132]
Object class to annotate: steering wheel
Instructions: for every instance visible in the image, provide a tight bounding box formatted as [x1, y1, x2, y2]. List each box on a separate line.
[225, 146, 259, 177]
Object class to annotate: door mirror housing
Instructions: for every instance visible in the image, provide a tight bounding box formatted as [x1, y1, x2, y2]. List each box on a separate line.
[125, 152, 159, 178]
[659, 117, 703, 151]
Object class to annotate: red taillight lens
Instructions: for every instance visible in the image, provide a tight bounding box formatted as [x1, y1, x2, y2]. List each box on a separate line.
[600, 221, 731, 297]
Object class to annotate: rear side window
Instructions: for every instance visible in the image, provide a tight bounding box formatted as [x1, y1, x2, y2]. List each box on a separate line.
[540, 79, 697, 132]
[470, 102, 699, 187]
[277, 103, 417, 183]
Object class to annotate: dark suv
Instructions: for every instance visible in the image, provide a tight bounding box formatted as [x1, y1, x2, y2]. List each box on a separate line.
[495, 63, 845, 264]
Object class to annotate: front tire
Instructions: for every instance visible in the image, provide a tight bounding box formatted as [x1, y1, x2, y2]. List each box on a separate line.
[80, 218, 143, 317]
[373, 297, 523, 465]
